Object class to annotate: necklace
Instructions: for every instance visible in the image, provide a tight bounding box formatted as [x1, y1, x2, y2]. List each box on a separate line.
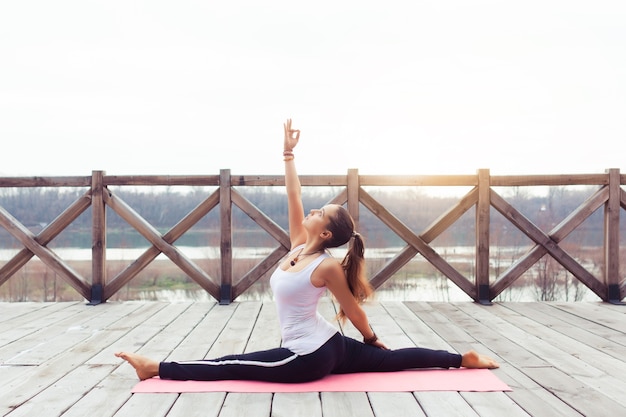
[290, 248, 322, 266]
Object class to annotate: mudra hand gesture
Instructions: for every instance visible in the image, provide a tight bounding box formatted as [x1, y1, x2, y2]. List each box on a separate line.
[283, 118, 300, 152]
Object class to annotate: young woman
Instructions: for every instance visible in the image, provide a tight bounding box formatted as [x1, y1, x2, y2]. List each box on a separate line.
[115, 119, 499, 382]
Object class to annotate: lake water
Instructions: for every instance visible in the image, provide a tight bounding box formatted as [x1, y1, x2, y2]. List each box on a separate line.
[0, 245, 486, 262]
[0, 245, 600, 302]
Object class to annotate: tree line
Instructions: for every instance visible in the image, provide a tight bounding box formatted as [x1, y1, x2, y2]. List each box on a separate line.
[0, 185, 613, 249]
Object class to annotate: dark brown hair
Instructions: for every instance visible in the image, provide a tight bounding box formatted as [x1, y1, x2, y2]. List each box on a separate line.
[323, 205, 373, 320]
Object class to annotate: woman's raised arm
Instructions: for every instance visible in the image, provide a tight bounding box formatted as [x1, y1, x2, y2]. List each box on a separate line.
[283, 119, 306, 249]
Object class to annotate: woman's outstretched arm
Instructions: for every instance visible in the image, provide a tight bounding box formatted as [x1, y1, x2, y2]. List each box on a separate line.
[316, 259, 389, 350]
[283, 119, 306, 249]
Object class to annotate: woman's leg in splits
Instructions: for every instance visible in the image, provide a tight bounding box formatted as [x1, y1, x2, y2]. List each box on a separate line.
[331, 336, 499, 374]
[116, 333, 345, 382]
[116, 348, 316, 382]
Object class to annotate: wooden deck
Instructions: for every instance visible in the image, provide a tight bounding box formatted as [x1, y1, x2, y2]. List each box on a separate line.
[1, 300, 625, 417]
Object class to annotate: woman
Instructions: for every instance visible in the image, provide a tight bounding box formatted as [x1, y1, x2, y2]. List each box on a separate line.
[115, 119, 499, 382]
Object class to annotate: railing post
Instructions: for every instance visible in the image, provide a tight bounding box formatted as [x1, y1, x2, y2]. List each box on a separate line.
[219, 169, 233, 304]
[90, 170, 106, 305]
[347, 169, 360, 229]
[476, 169, 491, 304]
[605, 168, 623, 304]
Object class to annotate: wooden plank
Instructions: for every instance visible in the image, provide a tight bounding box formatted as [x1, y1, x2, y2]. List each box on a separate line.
[9, 302, 142, 366]
[486, 304, 626, 405]
[272, 393, 322, 417]
[437, 302, 590, 417]
[347, 168, 359, 228]
[475, 169, 490, 302]
[547, 302, 626, 341]
[53, 369, 136, 417]
[245, 301, 281, 353]
[3, 300, 626, 417]
[239, 301, 283, 417]
[86, 302, 188, 366]
[354, 301, 415, 347]
[0, 302, 46, 323]
[0, 176, 91, 187]
[359, 174, 478, 187]
[447, 304, 591, 417]
[167, 393, 226, 417]
[1, 172, 611, 189]
[77, 303, 214, 417]
[604, 169, 620, 296]
[166, 303, 236, 360]
[220, 169, 233, 303]
[4, 364, 116, 417]
[414, 392, 479, 417]
[104, 174, 220, 187]
[490, 173, 607, 187]
[321, 392, 375, 417]
[385, 301, 453, 351]
[491, 365, 584, 417]
[460, 392, 532, 417]
[0, 302, 80, 347]
[113, 393, 178, 417]
[208, 301, 261, 357]
[132, 302, 211, 360]
[522, 366, 626, 416]
[0, 303, 166, 415]
[219, 393, 272, 417]
[403, 302, 500, 360]
[502, 302, 626, 363]
[369, 392, 425, 417]
[91, 170, 106, 302]
[0, 302, 106, 365]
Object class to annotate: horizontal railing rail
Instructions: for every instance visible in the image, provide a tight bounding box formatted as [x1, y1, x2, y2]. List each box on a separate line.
[1, 169, 624, 304]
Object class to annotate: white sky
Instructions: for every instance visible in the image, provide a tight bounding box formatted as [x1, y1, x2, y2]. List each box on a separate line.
[1, 0, 625, 177]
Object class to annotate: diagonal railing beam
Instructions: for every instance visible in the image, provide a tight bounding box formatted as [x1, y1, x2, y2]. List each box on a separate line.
[0, 205, 91, 299]
[491, 186, 609, 298]
[104, 188, 221, 300]
[0, 190, 92, 287]
[360, 188, 476, 299]
[490, 189, 606, 299]
[103, 190, 220, 300]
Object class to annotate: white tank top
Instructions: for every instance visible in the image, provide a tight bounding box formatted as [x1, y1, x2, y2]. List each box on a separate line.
[269, 247, 339, 355]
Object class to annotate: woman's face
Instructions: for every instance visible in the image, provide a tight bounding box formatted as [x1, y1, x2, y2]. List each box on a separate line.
[304, 204, 339, 235]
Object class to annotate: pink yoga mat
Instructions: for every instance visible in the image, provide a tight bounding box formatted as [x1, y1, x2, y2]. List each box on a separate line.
[131, 369, 510, 393]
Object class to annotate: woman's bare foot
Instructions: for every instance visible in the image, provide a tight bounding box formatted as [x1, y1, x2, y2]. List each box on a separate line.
[461, 350, 500, 369]
[115, 352, 160, 380]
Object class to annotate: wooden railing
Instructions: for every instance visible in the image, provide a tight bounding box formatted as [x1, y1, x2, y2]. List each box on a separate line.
[1, 169, 624, 305]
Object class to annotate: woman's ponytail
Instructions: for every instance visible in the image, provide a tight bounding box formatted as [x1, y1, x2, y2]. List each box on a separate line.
[337, 232, 373, 321]
[324, 205, 374, 321]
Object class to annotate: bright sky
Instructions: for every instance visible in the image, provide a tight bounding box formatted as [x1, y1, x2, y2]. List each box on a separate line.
[1, 0, 625, 177]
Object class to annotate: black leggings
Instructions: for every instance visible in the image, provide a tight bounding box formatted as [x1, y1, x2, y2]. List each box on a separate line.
[159, 332, 462, 382]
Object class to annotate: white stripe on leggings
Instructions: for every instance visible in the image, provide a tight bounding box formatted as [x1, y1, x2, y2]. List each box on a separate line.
[177, 353, 299, 368]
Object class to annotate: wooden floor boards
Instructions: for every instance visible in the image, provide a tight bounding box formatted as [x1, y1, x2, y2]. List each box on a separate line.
[0, 301, 624, 417]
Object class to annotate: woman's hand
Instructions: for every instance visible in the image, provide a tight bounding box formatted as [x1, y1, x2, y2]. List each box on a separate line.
[370, 339, 389, 350]
[283, 118, 300, 152]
